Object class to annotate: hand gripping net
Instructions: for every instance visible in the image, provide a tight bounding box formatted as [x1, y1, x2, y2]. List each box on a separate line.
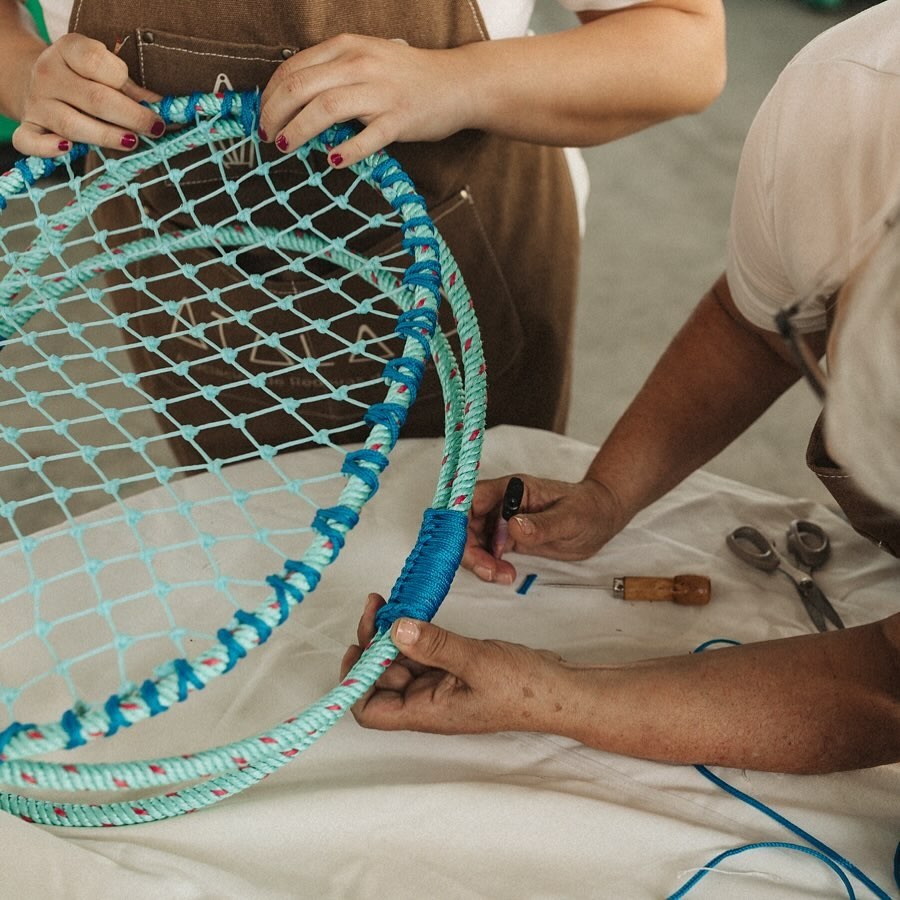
[0, 92, 486, 825]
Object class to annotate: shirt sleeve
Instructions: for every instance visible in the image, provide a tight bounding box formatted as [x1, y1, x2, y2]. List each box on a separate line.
[724, 76, 800, 333]
[727, 50, 900, 336]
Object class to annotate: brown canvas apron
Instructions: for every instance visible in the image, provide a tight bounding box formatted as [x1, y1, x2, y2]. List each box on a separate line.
[807, 415, 900, 557]
[69, 1, 580, 461]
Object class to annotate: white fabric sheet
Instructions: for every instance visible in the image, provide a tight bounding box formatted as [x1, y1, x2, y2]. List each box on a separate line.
[1, 425, 898, 899]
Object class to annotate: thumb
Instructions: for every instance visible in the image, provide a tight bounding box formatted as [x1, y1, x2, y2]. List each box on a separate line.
[390, 618, 471, 674]
[508, 505, 575, 552]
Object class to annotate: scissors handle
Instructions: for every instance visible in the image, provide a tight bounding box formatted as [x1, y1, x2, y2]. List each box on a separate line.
[726, 526, 781, 571]
[786, 519, 831, 569]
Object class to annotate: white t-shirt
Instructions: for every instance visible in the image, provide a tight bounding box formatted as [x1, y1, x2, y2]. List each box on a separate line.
[40, 1, 648, 43]
[726, 0, 900, 334]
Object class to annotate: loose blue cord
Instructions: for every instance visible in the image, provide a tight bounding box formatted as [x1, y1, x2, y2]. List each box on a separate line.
[667, 841, 857, 900]
[665, 638, 896, 899]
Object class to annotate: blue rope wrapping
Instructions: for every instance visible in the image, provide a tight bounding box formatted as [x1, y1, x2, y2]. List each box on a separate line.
[234, 609, 273, 645]
[666, 639, 894, 900]
[238, 90, 260, 134]
[104, 695, 131, 738]
[140, 680, 166, 717]
[364, 402, 408, 446]
[375, 508, 468, 631]
[61, 711, 86, 749]
[173, 659, 205, 703]
[0, 722, 33, 758]
[341, 448, 390, 495]
[311, 506, 360, 554]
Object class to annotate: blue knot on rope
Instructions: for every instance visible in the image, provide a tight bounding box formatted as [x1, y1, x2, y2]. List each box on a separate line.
[0, 721, 34, 756]
[140, 679, 167, 717]
[375, 507, 468, 631]
[104, 694, 132, 738]
[14, 159, 37, 187]
[325, 123, 356, 147]
[401, 236, 441, 262]
[382, 356, 425, 402]
[174, 658, 205, 702]
[219, 90, 235, 119]
[402, 258, 441, 294]
[284, 558, 322, 591]
[60, 710, 86, 749]
[396, 306, 438, 344]
[342, 447, 390, 495]
[370, 158, 403, 186]
[364, 402, 408, 446]
[234, 609, 272, 645]
[216, 627, 248, 673]
[266, 572, 304, 624]
[158, 95, 176, 125]
[186, 92, 205, 123]
[312, 505, 360, 554]
[238, 90, 260, 135]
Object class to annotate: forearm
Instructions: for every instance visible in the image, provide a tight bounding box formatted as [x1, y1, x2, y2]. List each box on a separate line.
[0, 1, 46, 120]
[585, 274, 815, 527]
[455, 2, 726, 146]
[548, 615, 900, 773]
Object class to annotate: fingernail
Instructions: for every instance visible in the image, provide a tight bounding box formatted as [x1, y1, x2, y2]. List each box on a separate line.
[329, 152, 343, 167]
[394, 618, 419, 645]
[474, 565, 494, 583]
[258, 126, 268, 141]
[57, 140, 70, 152]
[121, 133, 137, 149]
[514, 515, 533, 536]
[275, 134, 288, 151]
[150, 120, 165, 137]
[497, 571, 514, 586]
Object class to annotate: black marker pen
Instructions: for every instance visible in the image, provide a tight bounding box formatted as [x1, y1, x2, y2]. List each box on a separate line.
[491, 476, 524, 559]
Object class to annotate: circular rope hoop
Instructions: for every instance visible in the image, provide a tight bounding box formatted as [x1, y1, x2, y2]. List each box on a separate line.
[0, 91, 486, 825]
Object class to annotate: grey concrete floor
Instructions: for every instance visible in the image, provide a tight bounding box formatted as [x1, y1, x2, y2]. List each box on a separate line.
[533, 0, 876, 507]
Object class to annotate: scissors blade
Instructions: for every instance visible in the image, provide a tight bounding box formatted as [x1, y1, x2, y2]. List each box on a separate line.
[797, 581, 844, 631]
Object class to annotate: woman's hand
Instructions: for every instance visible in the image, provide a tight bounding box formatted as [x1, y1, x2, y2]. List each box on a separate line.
[340, 594, 566, 735]
[461, 474, 625, 585]
[12, 33, 164, 157]
[258, 33, 468, 168]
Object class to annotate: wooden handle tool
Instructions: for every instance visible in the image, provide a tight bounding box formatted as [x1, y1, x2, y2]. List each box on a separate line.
[612, 575, 711, 606]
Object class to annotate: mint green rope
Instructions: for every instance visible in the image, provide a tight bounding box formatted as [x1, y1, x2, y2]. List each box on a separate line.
[0, 92, 487, 824]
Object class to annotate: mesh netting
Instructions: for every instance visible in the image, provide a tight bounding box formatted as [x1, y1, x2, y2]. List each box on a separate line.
[0, 91, 486, 825]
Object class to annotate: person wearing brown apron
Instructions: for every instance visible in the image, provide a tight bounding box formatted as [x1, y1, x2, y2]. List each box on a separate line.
[62, 1, 581, 463]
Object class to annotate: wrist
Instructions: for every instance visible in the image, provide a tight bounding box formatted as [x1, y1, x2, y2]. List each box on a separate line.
[579, 474, 630, 538]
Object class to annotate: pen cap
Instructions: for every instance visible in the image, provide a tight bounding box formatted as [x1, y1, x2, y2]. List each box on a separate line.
[501, 477, 525, 520]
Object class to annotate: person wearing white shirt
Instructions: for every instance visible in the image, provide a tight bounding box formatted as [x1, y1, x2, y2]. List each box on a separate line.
[345, 1, 900, 775]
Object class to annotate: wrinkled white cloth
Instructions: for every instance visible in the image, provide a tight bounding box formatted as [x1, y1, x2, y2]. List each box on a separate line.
[1, 426, 897, 899]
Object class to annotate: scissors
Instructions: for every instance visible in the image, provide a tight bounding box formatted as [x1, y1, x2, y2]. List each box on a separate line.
[726, 520, 845, 632]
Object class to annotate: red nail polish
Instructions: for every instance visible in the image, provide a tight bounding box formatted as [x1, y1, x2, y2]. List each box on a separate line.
[58, 140, 71, 152]
[258, 127, 268, 141]
[275, 134, 288, 151]
[121, 133, 137, 149]
[329, 152, 343, 167]
[150, 120, 165, 137]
